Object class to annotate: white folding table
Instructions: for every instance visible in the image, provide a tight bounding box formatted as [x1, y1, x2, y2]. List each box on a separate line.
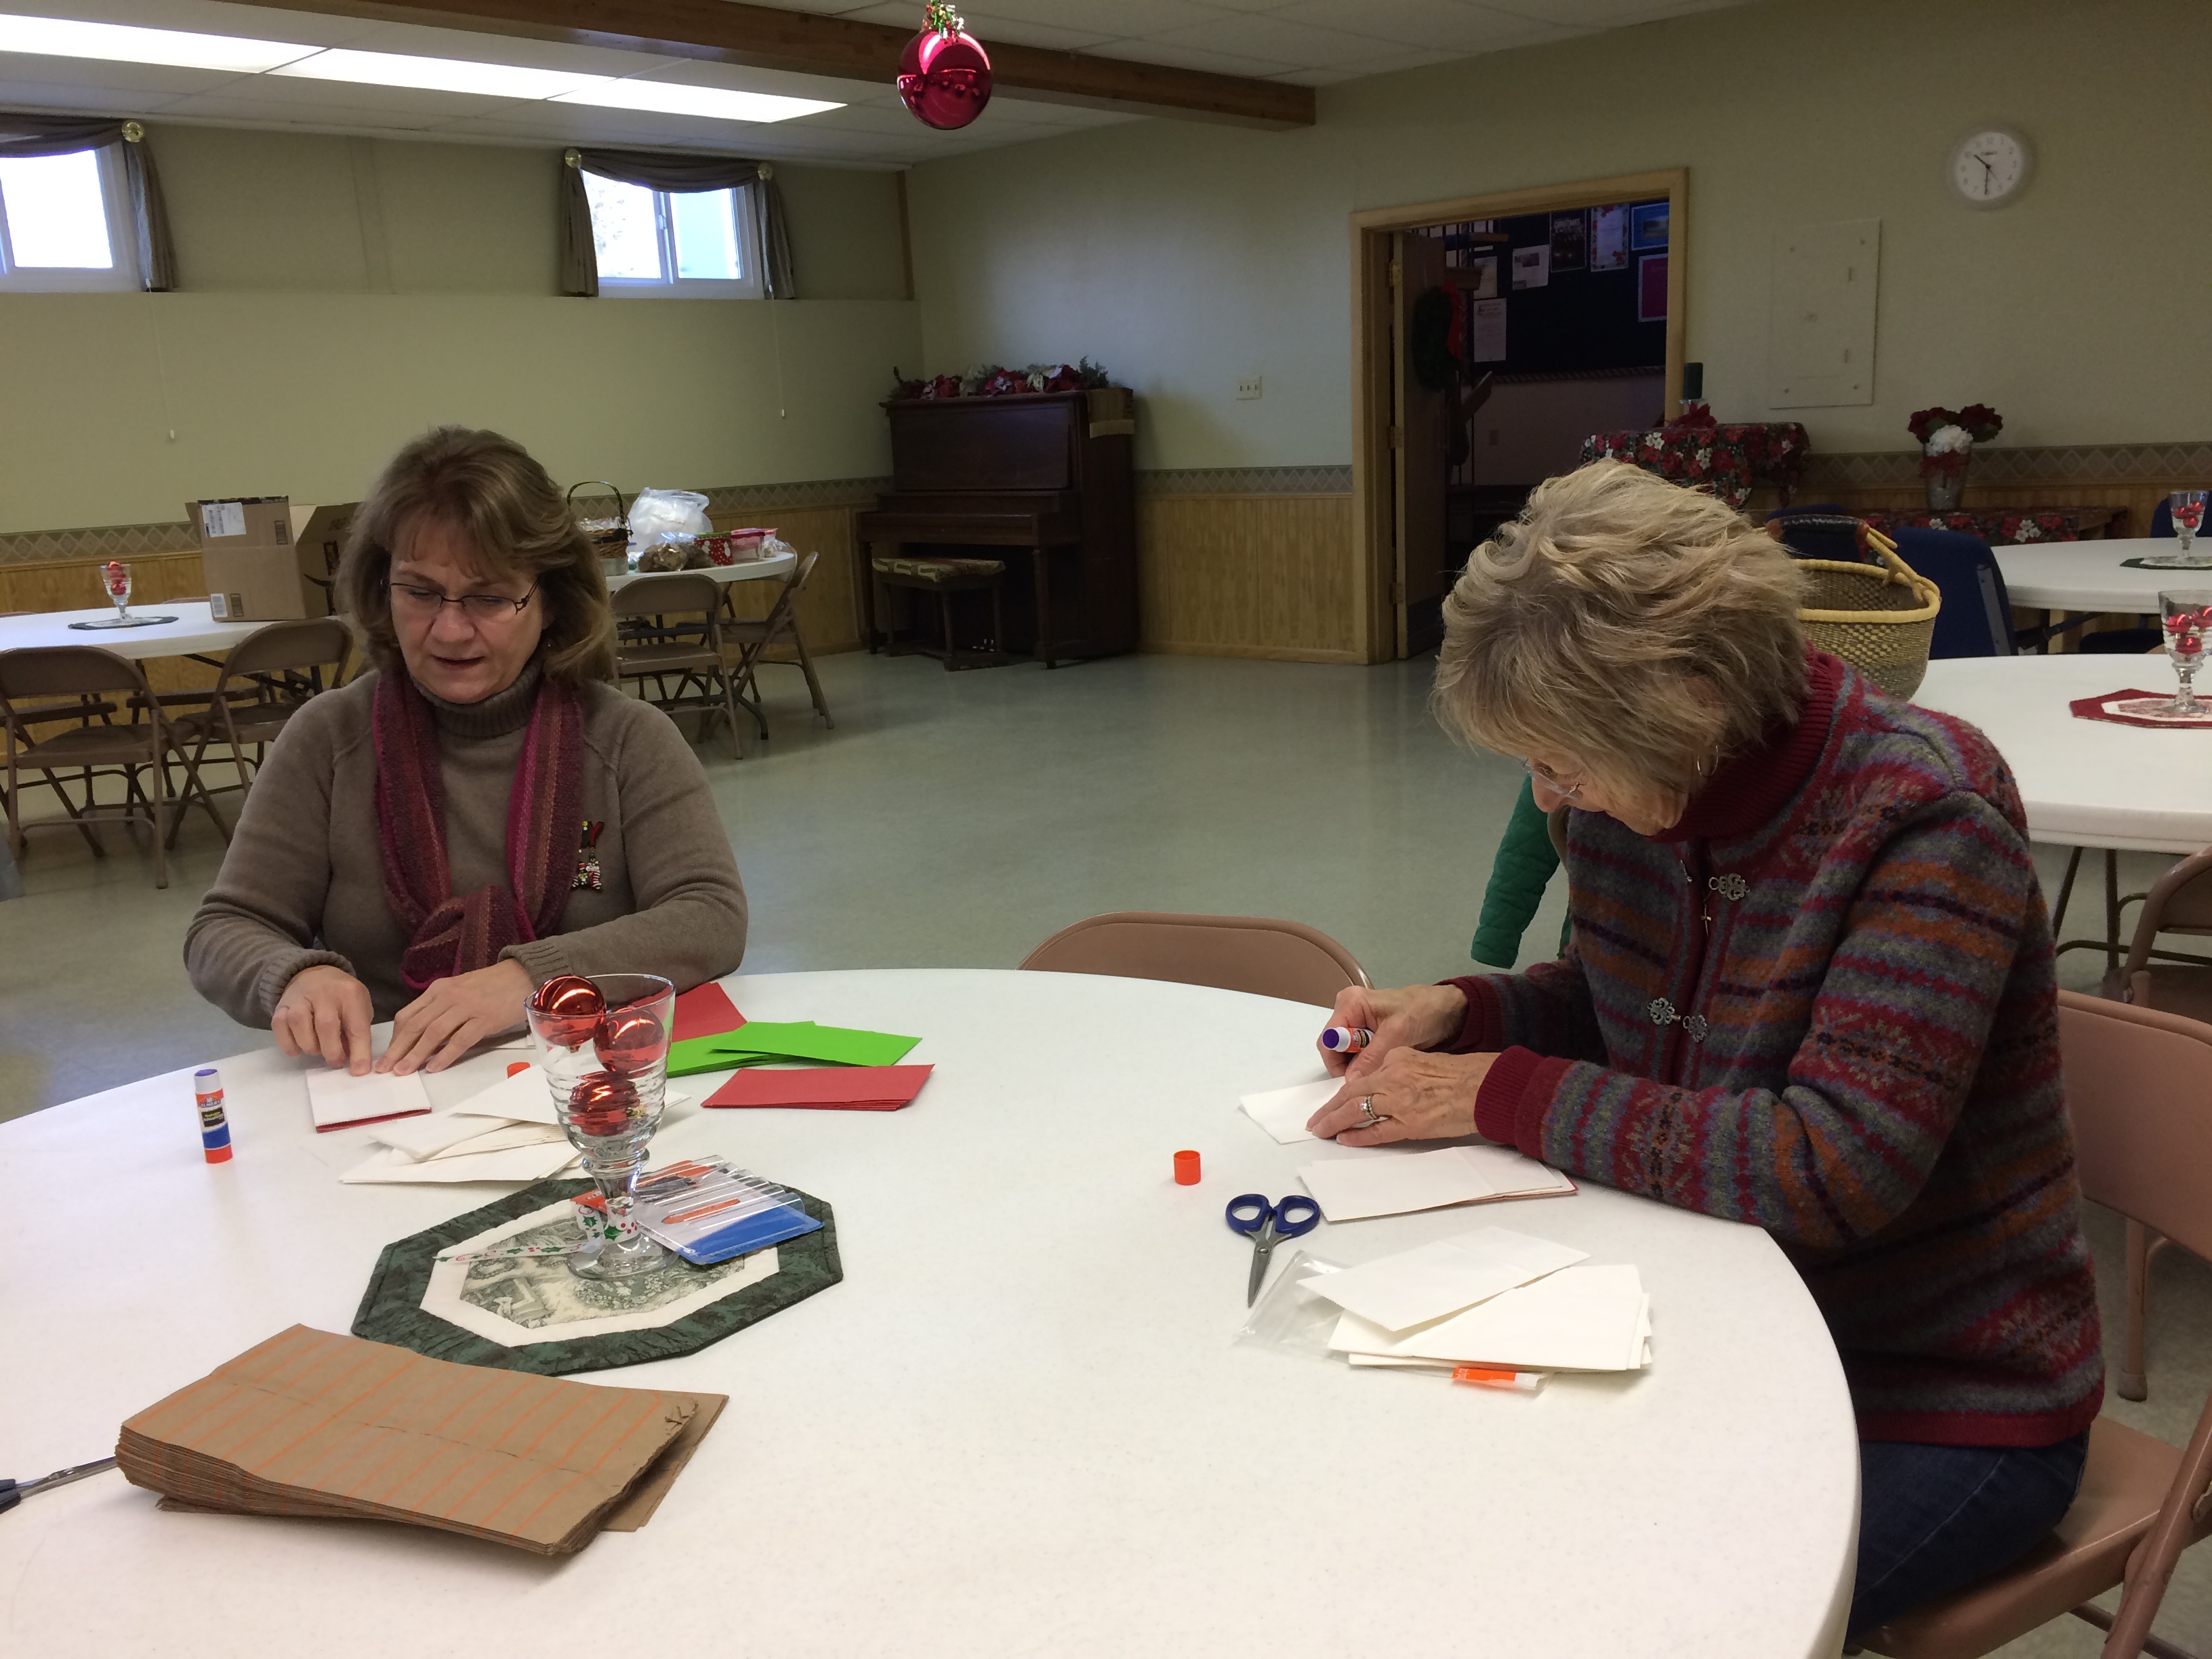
[0, 968, 1859, 1659]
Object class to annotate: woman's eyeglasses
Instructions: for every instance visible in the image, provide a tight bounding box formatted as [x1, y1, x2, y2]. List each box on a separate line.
[1521, 756, 1585, 801]
[386, 581, 537, 623]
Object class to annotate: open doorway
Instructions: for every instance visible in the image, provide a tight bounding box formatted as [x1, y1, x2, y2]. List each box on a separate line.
[1351, 170, 1687, 661]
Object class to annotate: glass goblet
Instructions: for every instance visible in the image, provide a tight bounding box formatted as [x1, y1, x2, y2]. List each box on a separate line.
[100, 560, 133, 621]
[2171, 491, 2208, 554]
[2159, 590, 2212, 716]
[525, 972, 676, 1279]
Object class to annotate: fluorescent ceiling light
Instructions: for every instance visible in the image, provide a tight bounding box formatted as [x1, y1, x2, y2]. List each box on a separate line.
[554, 81, 842, 124]
[270, 47, 596, 101]
[0, 12, 843, 123]
[0, 13, 313, 73]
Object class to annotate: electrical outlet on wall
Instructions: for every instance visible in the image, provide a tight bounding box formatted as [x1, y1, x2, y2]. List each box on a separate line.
[1236, 375, 1263, 401]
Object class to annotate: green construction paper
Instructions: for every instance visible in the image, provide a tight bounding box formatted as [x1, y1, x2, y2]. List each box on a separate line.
[666, 1021, 920, 1078]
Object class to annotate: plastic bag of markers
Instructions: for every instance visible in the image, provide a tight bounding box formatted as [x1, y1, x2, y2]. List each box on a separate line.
[1234, 1250, 1355, 1361]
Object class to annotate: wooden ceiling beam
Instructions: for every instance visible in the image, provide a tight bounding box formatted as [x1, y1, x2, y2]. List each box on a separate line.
[225, 0, 1317, 127]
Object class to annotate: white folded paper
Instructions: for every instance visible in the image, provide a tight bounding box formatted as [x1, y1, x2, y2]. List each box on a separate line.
[1330, 1264, 1651, 1372]
[1303, 1225, 1588, 1332]
[340, 1140, 581, 1185]
[1239, 1078, 1342, 1144]
[449, 1063, 560, 1126]
[306, 1067, 432, 1132]
[1296, 1145, 1574, 1221]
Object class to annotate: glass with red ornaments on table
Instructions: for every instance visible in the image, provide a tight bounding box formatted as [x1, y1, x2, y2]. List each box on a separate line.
[525, 972, 677, 1279]
[2158, 591, 2212, 716]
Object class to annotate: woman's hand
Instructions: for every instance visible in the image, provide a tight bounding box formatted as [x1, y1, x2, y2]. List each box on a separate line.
[1307, 1049, 1497, 1146]
[380, 960, 534, 1076]
[272, 965, 375, 1075]
[1315, 982, 1469, 1077]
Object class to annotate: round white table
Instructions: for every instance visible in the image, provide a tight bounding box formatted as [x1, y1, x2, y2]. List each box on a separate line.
[0, 970, 1858, 1658]
[603, 551, 794, 594]
[0, 600, 264, 659]
[1915, 656, 2212, 855]
[1996, 538, 2208, 614]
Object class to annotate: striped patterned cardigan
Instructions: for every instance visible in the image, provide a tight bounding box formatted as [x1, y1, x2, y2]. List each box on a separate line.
[1456, 651, 2103, 1446]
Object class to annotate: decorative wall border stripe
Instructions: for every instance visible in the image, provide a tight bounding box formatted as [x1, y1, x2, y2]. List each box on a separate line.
[1137, 465, 1353, 495]
[1803, 442, 2212, 489]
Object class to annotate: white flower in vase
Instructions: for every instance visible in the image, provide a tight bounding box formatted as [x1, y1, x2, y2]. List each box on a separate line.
[1924, 423, 1973, 457]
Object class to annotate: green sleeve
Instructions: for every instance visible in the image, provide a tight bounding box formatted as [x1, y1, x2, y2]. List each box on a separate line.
[1469, 777, 1562, 968]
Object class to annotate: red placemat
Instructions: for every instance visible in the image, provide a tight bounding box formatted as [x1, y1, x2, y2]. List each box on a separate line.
[2069, 689, 2212, 730]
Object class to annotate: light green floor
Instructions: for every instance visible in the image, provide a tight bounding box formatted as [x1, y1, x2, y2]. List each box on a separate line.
[2, 649, 2207, 1654]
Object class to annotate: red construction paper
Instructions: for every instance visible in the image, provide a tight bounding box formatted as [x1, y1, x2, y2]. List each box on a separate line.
[2068, 689, 2212, 731]
[703, 1065, 933, 1111]
[671, 983, 747, 1044]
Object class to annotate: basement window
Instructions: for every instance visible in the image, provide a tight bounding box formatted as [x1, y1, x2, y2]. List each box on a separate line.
[582, 176, 762, 298]
[0, 146, 136, 291]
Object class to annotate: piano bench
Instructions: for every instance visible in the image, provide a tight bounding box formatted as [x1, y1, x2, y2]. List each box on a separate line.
[870, 556, 1010, 671]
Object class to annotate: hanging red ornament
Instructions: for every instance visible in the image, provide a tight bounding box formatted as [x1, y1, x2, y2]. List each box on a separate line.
[898, 2, 992, 131]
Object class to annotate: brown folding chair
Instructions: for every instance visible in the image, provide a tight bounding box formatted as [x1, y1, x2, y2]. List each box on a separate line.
[611, 572, 745, 758]
[165, 617, 353, 844]
[727, 550, 834, 732]
[0, 646, 221, 888]
[2095, 846, 2212, 1400]
[1861, 990, 2212, 1659]
[1019, 912, 1371, 1008]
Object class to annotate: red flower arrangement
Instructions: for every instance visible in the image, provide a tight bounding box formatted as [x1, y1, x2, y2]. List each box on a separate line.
[1907, 404, 2004, 478]
[890, 359, 1110, 400]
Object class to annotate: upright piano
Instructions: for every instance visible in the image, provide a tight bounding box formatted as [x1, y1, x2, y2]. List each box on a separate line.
[855, 387, 1138, 665]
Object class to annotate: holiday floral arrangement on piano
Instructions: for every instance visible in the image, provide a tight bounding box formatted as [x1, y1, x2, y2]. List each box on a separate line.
[890, 360, 1113, 400]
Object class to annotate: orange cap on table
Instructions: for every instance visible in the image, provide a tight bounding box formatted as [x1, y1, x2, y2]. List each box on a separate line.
[1173, 1149, 1201, 1185]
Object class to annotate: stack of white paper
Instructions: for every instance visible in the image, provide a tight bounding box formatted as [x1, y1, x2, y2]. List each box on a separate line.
[1300, 1225, 1588, 1331]
[1330, 1264, 1652, 1372]
[1296, 1145, 1575, 1221]
[341, 1063, 576, 1185]
[306, 1067, 432, 1133]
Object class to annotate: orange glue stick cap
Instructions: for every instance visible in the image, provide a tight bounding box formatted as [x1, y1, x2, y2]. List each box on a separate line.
[507, 1061, 533, 1077]
[1173, 1149, 1201, 1185]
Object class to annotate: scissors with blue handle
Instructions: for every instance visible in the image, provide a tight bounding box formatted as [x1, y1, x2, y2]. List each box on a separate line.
[1226, 1192, 1321, 1306]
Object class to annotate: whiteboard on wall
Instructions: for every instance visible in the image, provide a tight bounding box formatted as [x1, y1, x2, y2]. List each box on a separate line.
[1767, 220, 1879, 407]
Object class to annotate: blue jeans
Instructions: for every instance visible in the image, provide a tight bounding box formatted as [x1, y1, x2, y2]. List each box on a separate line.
[1849, 1431, 2089, 1639]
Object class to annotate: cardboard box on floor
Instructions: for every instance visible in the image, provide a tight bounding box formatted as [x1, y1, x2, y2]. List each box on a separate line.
[192, 497, 356, 621]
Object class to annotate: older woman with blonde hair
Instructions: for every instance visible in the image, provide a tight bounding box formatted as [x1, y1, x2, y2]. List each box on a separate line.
[186, 425, 747, 1076]
[1308, 459, 2101, 1639]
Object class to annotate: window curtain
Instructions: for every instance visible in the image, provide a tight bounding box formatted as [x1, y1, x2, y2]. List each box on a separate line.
[0, 113, 178, 291]
[559, 147, 796, 299]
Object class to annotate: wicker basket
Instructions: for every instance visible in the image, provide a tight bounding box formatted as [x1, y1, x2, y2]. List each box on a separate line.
[1795, 529, 1941, 700]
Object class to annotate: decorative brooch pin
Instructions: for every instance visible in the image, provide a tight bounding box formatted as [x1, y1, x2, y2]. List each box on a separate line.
[573, 819, 605, 891]
[1708, 873, 1750, 901]
[1647, 998, 1708, 1043]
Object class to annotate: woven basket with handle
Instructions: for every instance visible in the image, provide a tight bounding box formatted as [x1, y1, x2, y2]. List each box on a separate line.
[1795, 528, 1942, 699]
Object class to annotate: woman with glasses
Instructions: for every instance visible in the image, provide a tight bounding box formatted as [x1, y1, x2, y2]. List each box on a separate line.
[1305, 460, 2100, 1643]
[186, 426, 747, 1077]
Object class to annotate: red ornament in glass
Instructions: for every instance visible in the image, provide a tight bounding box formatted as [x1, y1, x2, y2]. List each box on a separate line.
[567, 1071, 640, 1139]
[898, 3, 991, 131]
[532, 974, 605, 1048]
[594, 1007, 668, 1077]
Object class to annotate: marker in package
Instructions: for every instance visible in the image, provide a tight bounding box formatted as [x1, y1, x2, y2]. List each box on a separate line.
[632, 1156, 821, 1265]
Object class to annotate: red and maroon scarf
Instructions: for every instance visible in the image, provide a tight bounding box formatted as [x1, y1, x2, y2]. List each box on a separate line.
[373, 671, 584, 991]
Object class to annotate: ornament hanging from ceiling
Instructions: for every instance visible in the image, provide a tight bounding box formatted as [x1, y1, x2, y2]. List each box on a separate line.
[898, 2, 992, 131]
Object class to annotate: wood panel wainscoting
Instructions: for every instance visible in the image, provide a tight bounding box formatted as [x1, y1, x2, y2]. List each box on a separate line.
[1787, 441, 2212, 540]
[1135, 491, 1359, 661]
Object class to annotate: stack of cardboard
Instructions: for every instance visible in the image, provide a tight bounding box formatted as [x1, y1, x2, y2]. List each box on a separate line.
[117, 1326, 725, 1554]
[193, 496, 355, 621]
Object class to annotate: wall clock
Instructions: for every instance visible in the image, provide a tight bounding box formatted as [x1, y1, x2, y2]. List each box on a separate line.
[1948, 127, 2033, 209]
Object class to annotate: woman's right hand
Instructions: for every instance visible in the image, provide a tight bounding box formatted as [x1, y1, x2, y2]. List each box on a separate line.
[1315, 982, 1469, 1078]
[273, 965, 374, 1074]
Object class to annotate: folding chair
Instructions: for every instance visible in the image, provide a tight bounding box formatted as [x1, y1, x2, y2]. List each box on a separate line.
[727, 550, 834, 731]
[611, 573, 745, 757]
[1861, 991, 2212, 1659]
[0, 646, 220, 888]
[1020, 912, 1371, 1008]
[165, 617, 353, 844]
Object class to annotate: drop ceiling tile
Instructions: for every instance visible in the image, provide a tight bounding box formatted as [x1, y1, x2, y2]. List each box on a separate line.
[154, 89, 446, 130]
[0, 54, 246, 96]
[319, 21, 692, 77]
[1144, 11, 1442, 68]
[16, 0, 372, 49]
[0, 77, 186, 112]
[1084, 37, 1300, 77]
[1269, 0, 1582, 54]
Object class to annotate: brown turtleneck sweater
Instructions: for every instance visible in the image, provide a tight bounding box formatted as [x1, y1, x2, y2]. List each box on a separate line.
[185, 665, 748, 1026]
